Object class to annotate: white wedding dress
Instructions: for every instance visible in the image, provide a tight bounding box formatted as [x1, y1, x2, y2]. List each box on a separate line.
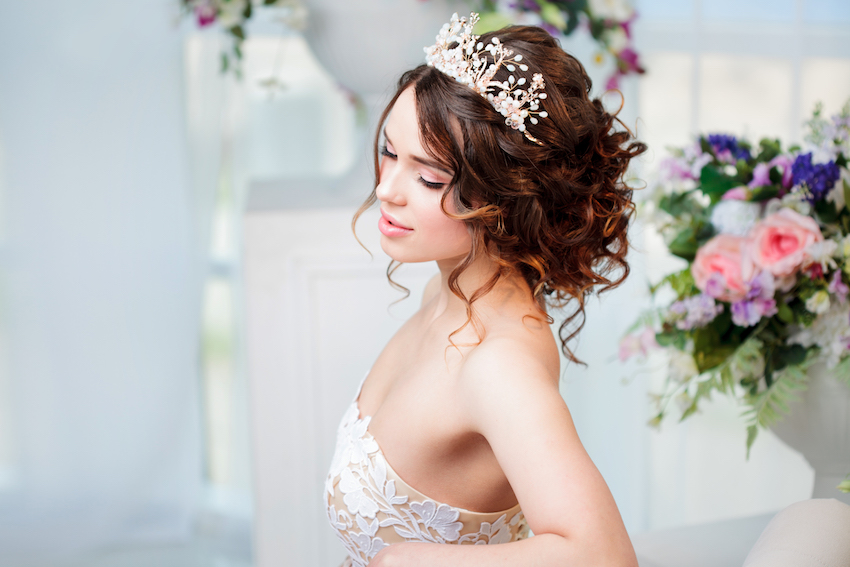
[325, 378, 530, 567]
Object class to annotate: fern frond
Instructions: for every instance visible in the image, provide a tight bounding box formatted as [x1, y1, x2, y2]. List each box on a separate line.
[834, 356, 850, 388]
[743, 364, 809, 433]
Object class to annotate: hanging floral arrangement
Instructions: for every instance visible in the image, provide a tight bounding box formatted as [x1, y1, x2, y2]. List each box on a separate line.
[181, 0, 307, 75]
[470, 0, 645, 89]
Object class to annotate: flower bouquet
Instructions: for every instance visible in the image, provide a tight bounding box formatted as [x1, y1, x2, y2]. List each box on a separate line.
[622, 102, 850, 491]
[181, 0, 307, 74]
[471, 0, 645, 89]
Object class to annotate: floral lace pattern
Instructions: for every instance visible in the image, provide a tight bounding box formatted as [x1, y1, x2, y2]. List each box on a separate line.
[325, 389, 529, 567]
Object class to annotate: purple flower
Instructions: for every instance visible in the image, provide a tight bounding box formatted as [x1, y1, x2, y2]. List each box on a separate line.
[605, 73, 620, 91]
[791, 153, 841, 202]
[194, 3, 216, 27]
[771, 155, 794, 189]
[730, 272, 779, 327]
[703, 273, 728, 300]
[829, 270, 849, 304]
[621, 18, 633, 39]
[539, 22, 561, 36]
[507, 0, 541, 12]
[669, 294, 724, 330]
[707, 134, 751, 163]
[731, 298, 777, 327]
[748, 163, 772, 189]
[618, 47, 642, 71]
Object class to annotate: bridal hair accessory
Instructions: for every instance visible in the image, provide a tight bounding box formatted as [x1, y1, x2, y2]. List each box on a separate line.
[424, 12, 548, 145]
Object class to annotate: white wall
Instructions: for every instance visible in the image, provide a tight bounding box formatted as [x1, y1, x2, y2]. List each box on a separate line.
[0, 1, 204, 562]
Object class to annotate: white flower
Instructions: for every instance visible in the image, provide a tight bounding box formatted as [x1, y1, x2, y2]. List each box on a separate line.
[409, 501, 463, 541]
[589, 0, 634, 21]
[603, 26, 628, 53]
[789, 302, 850, 367]
[669, 351, 698, 383]
[840, 234, 850, 259]
[806, 290, 831, 315]
[805, 239, 839, 270]
[765, 193, 812, 217]
[340, 469, 380, 519]
[710, 200, 761, 236]
[216, 0, 248, 28]
[827, 168, 850, 211]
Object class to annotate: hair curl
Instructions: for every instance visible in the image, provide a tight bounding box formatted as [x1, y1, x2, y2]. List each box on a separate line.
[354, 25, 647, 364]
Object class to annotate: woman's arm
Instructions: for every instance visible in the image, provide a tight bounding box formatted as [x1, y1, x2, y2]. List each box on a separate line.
[369, 337, 638, 567]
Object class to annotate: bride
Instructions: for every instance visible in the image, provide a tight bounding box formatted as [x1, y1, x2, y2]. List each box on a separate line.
[326, 13, 645, 566]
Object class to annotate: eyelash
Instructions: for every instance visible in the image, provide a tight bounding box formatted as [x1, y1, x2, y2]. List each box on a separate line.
[380, 144, 446, 190]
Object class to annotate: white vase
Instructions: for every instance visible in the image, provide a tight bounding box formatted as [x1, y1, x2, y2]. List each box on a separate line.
[301, 0, 456, 95]
[770, 362, 850, 504]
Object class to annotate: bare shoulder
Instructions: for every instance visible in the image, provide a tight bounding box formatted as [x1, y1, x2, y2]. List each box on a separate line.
[421, 273, 441, 307]
[456, 325, 562, 428]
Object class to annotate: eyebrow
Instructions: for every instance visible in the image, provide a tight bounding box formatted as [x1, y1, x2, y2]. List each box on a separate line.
[384, 130, 453, 176]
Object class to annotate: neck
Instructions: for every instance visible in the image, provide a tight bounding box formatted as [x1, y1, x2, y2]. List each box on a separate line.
[429, 251, 536, 321]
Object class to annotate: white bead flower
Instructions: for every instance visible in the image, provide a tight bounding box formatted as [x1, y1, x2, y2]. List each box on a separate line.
[424, 12, 548, 145]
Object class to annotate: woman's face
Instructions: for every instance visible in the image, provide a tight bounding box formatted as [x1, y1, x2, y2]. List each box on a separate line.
[375, 86, 472, 265]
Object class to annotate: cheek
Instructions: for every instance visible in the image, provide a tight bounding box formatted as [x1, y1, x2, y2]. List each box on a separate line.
[441, 218, 472, 256]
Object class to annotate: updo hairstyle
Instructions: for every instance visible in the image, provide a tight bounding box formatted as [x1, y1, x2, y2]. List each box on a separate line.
[354, 25, 647, 363]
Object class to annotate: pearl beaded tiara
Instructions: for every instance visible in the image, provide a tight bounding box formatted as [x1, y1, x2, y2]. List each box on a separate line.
[424, 12, 548, 145]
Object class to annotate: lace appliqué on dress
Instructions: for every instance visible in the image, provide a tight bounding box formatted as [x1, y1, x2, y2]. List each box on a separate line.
[325, 398, 528, 567]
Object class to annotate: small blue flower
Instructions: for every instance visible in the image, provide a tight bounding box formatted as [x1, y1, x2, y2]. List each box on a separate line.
[706, 134, 751, 162]
[791, 153, 840, 202]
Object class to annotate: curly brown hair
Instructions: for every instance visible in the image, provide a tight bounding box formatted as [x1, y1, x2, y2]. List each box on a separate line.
[354, 25, 646, 363]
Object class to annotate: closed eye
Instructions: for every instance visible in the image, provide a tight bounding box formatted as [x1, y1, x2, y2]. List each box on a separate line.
[380, 144, 397, 159]
[418, 177, 445, 190]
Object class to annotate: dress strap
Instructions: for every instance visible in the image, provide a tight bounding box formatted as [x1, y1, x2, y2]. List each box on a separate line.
[353, 370, 370, 401]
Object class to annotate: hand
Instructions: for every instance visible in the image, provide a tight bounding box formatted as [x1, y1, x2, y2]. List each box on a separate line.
[367, 543, 415, 567]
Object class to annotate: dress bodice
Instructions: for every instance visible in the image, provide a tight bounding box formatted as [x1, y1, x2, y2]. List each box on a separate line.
[325, 379, 529, 567]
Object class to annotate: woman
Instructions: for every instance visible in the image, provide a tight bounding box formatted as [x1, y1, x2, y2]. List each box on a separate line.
[326, 13, 645, 567]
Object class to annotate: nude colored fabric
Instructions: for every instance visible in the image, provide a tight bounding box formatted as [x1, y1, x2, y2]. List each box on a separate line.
[742, 498, 850, 567]
[325, 380, 529, 567]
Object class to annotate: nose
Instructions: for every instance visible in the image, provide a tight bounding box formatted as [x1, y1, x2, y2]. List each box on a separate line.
[375, 162, 406, 206]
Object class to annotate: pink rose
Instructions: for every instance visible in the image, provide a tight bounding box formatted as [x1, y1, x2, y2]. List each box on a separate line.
[748, 208, 823, 277]
[692, 234, 754, 302]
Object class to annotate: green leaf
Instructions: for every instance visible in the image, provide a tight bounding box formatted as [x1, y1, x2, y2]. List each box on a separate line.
[692, 326, 735, 372]
[587, 17, 605, 39]
[538, 1, 568, 30]
[838, 476, 850, 494]
[659, 192, 704, 218]
[750, 184, 780, 202]
[651, 268, 697, 297]
[474, 12, 513, 33]
[669, 226, 700, 261]
[220, 52, 230, 73]
[844, 179, 850, 213]
[230, 25, 245, 41]
[700, 165, 739, 204]
[777, 302, 795, 324]
[815, 199, 838, 223]
[775, 344, 807, 370]
[756, 138, 782, 163]
[743, 365, 808, 431]
[656, 329, 687, 350]
[834, 356, 850, 387]
[746, 425, 758, 458]
[564, 8, 580, 34]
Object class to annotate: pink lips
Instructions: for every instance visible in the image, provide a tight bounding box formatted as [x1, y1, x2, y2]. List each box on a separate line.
[379, 211, 413, 237]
